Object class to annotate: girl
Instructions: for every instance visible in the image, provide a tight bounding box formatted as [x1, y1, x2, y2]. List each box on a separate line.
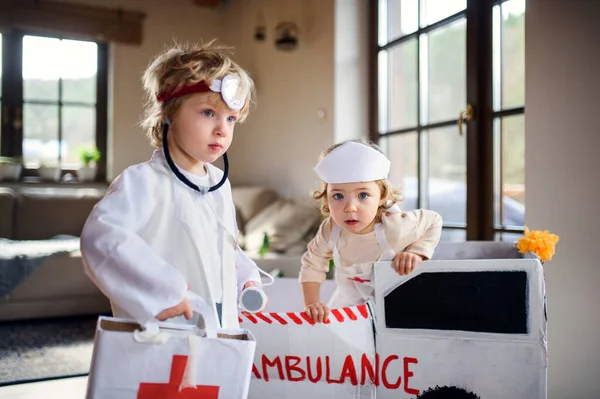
[300, 139, 443, 323]
[80, 41, 263, 331]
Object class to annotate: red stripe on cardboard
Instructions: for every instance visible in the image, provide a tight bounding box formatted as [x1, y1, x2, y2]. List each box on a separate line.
[269, 313, 289, 325]
[343, 308, 358, 321]
[300, 312, 316, 325]
[357, 304, 369, 319]
[255, 312, 273, 324]
[330, 309, 344, 323]
[243, 312, 259, 324]
[286, 312, 304, 325]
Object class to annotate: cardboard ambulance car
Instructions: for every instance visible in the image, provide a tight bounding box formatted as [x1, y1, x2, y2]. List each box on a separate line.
[242, 258, 547, 398]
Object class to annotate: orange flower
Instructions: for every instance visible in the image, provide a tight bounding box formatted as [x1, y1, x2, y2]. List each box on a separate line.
[517, 226, 560, 262]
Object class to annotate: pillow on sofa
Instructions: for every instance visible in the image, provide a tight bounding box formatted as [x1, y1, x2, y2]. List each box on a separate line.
[243, 198, 321, 254]
[232, 187, 279, 234]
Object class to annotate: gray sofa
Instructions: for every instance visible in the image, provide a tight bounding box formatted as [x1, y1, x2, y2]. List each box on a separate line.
[0, 186, 111, 321]
[0, 185, 320, 321]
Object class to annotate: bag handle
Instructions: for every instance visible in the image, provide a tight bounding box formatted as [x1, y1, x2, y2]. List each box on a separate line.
[186, 291, 219, 338]
[133, 291, 219, 344]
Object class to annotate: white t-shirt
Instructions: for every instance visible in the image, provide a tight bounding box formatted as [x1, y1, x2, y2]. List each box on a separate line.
[180, 166, 225, 303]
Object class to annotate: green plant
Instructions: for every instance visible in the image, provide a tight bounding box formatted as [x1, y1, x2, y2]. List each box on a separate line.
[258, 232, 270, 258]
[0, 156, 22, 165]
[39, 161, 58, 168]
[79, 147, 101, 167]
[326, 258, 336, 280]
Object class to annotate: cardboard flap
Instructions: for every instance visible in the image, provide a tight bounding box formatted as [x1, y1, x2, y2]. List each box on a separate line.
[97, 316, 254, 341]
[99, 318, 141, 333]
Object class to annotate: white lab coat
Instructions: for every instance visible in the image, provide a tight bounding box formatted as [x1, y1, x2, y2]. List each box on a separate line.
[80, 150, 260, 330]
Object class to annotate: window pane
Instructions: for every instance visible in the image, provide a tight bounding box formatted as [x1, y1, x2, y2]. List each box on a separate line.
[441, 228, 466, 242]
[427, 18, 466, 123]
[22, 35, 98, 169]
[62, 106, 96, 168]
[23, 36, 97, 104]
[23, 104, 60, 166]
[501, 0, 525, 109]
[498, 114, 525, 227]
[61, 39, 97, 103]
[378, 0, 418, 46]
[23, 36, 60, 101]
[380, 39, 418, 133]
[427, 125, 466, 224]
[380, 132, 418, 211]
[421, 0, 466, 27]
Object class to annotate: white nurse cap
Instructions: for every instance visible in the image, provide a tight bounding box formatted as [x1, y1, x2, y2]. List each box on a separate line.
[315, 141, 391, 184]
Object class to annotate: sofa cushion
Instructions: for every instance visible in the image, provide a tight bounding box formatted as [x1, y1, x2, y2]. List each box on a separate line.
[243, 198, 321, 254]
[0, 188, 16, 239]
[231, 187, 279, 233]
[14, 187, 105, 240]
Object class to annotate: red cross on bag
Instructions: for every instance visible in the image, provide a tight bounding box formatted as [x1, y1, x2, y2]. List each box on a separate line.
[137, 355, 219, 399]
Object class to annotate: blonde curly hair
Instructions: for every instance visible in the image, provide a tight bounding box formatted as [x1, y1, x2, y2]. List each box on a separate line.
[141, 40, 256, 147]
[312, 139, 403, 224]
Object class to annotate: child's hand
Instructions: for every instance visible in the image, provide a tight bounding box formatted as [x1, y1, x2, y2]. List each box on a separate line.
[393, 252, 424, 275]
[156, 298, 193, 321]
[156, 283, 193, 321]
[304, 302, 330, 323]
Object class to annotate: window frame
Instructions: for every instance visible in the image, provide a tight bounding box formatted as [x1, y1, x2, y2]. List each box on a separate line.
[0, 29, 108, 182]
[370, 0, 526, 241]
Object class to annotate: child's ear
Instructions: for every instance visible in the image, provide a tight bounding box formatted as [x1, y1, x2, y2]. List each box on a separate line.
[379, 190, 386, 206]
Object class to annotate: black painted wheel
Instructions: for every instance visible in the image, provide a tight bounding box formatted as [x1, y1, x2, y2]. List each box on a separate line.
[416, 385, 481, 399]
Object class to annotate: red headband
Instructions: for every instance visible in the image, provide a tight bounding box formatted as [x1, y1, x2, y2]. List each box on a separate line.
[156, 81, 212, 104]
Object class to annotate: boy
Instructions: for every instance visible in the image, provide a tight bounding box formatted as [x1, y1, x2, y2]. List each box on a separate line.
[81, 41, 261, 330]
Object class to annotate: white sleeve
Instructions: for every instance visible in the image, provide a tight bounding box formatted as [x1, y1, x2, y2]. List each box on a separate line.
[230, 196, 261, 293]
[80, 166, 187, 326]
[236, 249, 262, 294]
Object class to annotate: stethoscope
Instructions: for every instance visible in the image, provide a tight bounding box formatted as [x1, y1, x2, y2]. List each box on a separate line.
[161, 121, 274, 314]
[161, 120, 228, 194]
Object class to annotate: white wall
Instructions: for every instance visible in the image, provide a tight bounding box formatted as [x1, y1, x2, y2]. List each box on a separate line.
[525, 1, 600, 398]
[68, 0, 226, 179]
[221, 0, 335, 199]
[68, 0, 349, 200]
[334, 0, 369, 143]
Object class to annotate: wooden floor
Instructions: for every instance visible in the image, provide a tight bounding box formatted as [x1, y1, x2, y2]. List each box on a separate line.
[0, 376, 88, 399]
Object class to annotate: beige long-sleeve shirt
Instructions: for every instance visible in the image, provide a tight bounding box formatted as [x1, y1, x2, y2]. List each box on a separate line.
[299, 209, 443, 284]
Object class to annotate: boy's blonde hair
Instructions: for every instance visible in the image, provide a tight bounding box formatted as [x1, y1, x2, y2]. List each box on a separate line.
[312, 139, 403, 224]
[141, 40, 256, 147]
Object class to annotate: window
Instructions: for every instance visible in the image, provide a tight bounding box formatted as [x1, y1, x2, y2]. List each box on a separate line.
[0, 31, 108, 181]
[384, 271, 528, 334]
[374, 0, 525, 241]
